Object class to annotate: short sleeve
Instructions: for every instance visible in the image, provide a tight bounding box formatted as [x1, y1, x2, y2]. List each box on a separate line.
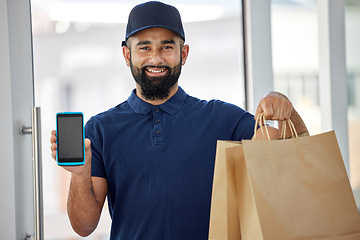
[214, 100, 255, 141]
[85, 118, 107, 179]
[232, 111, 256, 140]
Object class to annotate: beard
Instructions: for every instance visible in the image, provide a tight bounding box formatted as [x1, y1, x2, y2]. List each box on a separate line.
[130, 59, 182, 101]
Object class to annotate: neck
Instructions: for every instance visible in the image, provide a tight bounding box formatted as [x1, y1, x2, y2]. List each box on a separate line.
[136, 83, 179, 105]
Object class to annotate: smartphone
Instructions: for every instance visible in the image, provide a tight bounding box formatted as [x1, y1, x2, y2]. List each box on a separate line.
[56, 112, 85, 166]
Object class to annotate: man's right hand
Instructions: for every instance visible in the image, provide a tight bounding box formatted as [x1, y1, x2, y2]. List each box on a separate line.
[50, 130, 108, 237]
[50, 130, 92, 177]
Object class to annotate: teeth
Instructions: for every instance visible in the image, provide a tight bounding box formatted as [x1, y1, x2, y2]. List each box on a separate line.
[147, 68, 165, 73]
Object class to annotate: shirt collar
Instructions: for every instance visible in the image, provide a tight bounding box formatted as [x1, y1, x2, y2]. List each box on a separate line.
[128, 87, 187, 115]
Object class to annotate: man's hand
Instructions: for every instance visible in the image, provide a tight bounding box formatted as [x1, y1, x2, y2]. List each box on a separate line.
[253, 91, 308, 140]
[50, 130, 92, 177]
[255, 91, 293, 121]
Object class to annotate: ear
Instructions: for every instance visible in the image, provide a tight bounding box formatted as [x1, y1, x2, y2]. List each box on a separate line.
[122, 46, 131, 67]
[181, 44, 189, 66]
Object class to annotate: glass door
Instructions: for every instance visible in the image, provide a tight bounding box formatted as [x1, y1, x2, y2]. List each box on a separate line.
[1, 0, 41, 239]
[30, 0, 246, 239]
[346, 0, 360, 212]
[271, 0, 321, 135]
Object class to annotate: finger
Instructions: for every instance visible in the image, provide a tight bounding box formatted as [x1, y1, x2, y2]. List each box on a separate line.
[255, 99, 274, 120]
[84, 138, 92, 162]
[262, 103, 274, 120]
[286, 101, 293, 119]
[265, 92, 292, 120]
[271, 105, 281, 120]
[276, 103, 287, 121]
[85, 138, 91, 154]
[51, 149, 57, 161]
[279, 101, 292, 120]
[85, 138, 91, 148]
[50, 134, 57, 144]
[50, 142, 57, 152]
[278, 111, 285, 121]
[50, 130, 57, 144]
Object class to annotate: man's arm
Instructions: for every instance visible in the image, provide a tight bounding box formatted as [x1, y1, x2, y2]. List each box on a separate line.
[50, 131, 108, 237]
[67, 175, 108, 237]
[253, 92, 309, 140]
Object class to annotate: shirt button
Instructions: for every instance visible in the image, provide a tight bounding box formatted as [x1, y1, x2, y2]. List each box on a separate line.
[154, 107, 160, 113]
[155, 129, 161, 135]
[154, 119, 160, 124]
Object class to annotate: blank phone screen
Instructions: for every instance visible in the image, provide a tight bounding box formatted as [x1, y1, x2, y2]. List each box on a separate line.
[57, 114, 84, 163]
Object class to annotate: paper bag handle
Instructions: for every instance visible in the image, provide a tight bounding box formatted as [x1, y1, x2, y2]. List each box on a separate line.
[280, 119, 298, 139]
[254, 113, 270, 140]
[254, 113, 298, 140]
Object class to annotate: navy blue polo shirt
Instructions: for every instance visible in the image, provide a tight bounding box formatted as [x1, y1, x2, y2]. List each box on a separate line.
[85, 87, 255, 240]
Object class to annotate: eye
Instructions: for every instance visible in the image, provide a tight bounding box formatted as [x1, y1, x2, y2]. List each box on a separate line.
[139, 46, 150, 50]
[163, 45, 173, 50]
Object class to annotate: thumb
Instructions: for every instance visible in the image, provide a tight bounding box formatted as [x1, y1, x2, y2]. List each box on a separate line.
[85, 138, 91, 149]
[84, 138, 92, 160]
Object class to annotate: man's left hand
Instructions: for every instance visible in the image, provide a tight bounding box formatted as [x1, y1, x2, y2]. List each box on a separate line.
[255, 91, 293, 121]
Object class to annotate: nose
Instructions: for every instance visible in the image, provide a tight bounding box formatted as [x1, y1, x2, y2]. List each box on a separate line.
[148, 49, 165, 66]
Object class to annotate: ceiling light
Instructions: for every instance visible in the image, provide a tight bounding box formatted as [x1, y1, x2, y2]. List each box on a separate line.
[49, 3, 226, 23]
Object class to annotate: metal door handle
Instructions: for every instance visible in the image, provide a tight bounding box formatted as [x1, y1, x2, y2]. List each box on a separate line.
[21, 107, 43, 240]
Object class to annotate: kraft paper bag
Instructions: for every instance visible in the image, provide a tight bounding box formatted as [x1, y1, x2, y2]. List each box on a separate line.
[209, 141, 243, 240]
[231, 130, 360, 240]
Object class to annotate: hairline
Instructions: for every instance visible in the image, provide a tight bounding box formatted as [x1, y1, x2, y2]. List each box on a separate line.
[126, 31, 185, 50]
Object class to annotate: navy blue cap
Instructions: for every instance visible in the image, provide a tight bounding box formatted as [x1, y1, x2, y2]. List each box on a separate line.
[122, 1, 185, 47]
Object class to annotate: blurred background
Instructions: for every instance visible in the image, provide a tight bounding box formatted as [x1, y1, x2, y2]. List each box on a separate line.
[28, 0, 360, 239]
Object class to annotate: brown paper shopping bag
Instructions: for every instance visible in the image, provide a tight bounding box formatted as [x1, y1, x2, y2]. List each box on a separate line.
[209, 141, 243, 240]
[235, 128, 360, 239]
[209, 116, 360, 240]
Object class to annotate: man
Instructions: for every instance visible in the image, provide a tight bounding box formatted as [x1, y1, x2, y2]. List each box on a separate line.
[50, 1, 308, 239]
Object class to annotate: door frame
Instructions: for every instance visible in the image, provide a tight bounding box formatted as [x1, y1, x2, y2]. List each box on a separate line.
[0, 0, 36, 239]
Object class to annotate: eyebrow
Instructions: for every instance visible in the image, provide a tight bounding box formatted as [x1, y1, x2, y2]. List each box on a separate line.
[136, 40, 176, 46]
[136, 40, 151, 46]
[161, 40, 176, 45]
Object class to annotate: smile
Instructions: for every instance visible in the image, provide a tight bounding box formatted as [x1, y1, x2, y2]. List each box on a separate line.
[146, 68, 166, 73]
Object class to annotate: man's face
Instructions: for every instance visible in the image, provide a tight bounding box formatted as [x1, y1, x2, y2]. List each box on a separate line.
[123, 28, 189, 100]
